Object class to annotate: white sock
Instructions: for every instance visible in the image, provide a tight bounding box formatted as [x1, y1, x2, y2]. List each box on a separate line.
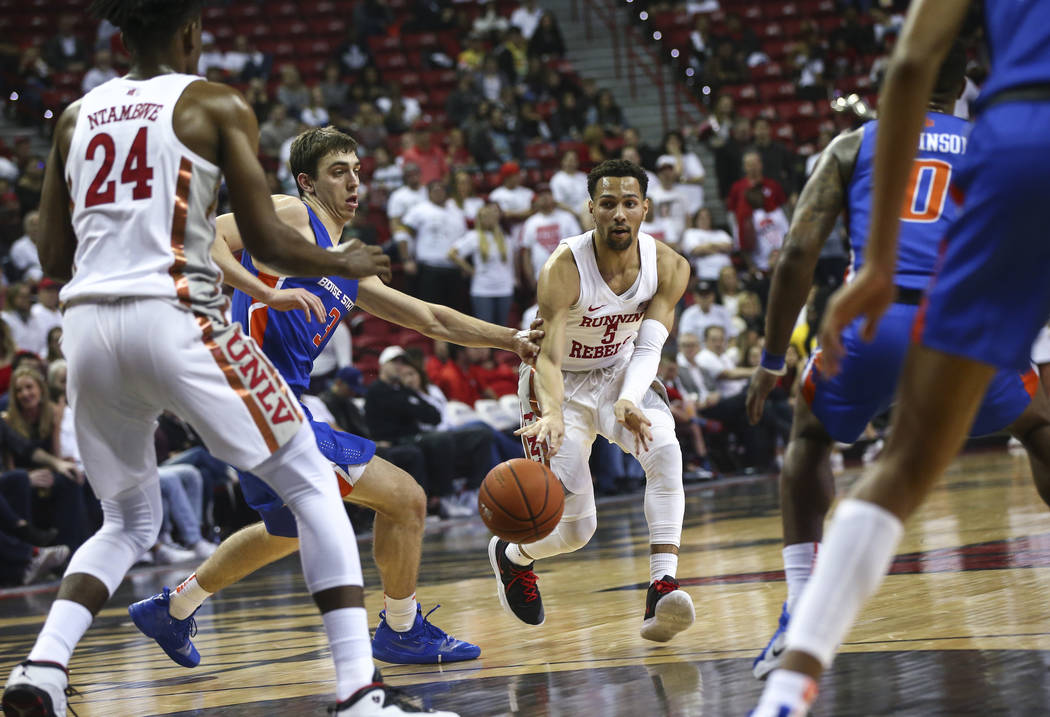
[169, 573, 212, 621]
[783, 542, 819, 613]
[505, 542, 534, 566]
[650, 551, 678, 583]
[383, 593, 418, 633]
[27, 600, 94, 667]
[755, 669, 818, 713]
[322, 607, 374, 701]
[786, 499, 903, 668]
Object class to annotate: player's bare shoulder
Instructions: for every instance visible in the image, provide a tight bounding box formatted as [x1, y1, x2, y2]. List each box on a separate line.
[654, 240, 690, 299]
[52, 99, 83, 161]
[173, 79, 256, 166]
[271, 194, 310, 232]
[537, 243, 581, 309]
[825, 126, 865, 183]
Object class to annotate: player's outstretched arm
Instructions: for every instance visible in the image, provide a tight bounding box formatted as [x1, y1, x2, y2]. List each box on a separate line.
[747, 130, 858, 424]
[614, 244, 690, 452]
[820, 0, 969, 374]
[37, 102, 80, 281]
[196, 82, 390, 282]
[354, 276, 543, 362]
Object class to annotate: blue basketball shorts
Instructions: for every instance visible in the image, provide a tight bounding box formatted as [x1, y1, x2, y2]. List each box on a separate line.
[916, 101, 1050, 371]
[802, 302, 1036, 444]
[239, 401, 377, 538]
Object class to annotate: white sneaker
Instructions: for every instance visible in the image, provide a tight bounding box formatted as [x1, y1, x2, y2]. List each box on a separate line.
[191, 540, 217, 559]
[331, 681, 459, 715]
[2, 660, 71, 717]
[154, 543, 197, 565]
[22, 545, 70, 586]
[438, 497, 472, 520]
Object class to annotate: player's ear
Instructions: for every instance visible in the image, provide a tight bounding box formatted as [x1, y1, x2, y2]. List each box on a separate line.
[296, 172, 315, 196]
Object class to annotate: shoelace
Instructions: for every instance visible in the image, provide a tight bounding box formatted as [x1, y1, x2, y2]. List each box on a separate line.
[419, 605, 456, 643]
[175, 615, 198, 642]
[65, 684, 82, 717]
[651, 578, 679, 596]
[507, 567, 540, 601]
[327, 682, 428, 714]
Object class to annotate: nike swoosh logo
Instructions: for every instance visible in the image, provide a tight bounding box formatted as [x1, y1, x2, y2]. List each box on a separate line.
[175, 642, 194, 656]
[770, 643, 784, 658]
[588, 304, 606, 312]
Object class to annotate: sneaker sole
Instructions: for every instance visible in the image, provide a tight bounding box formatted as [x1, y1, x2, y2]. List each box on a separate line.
[488, 537, 544, 627]
[2, 684, 58, 717]
[640, 589, 695, 642]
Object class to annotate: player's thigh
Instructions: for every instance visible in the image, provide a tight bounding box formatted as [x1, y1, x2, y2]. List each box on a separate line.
[348, 455, 425, 518]
[601, 384, 678, 458]
[63, 303, 163, 501]
[165, 321, 306, 472]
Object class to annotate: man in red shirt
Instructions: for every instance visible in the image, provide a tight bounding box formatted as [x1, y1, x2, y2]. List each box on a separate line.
[399, 121, 448, 185]
[726, 150, 787, 253]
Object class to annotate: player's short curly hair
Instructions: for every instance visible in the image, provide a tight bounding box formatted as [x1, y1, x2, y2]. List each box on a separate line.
[587, 158, 649, 199]
[932, 41, 968, 100]
[288, 127, 359, 198]
[89, 0, 203, 52]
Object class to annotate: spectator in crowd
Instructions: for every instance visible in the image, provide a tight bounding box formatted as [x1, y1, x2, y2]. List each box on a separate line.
[489, 161, 535, 236]
[680, 207, 733, 282]
[400, 122, 448, 185]
[716, 264, 746, 319]
[806, 127, 836, 177]
[335, 26, 372, 75]
[495, 27, 529, 84]
[580, 124, 608, 166]
[155, 461, 216, 563]
[680, 280, 736, 343]
[550, 150, 590, 218]
[300, 87, 330, 127]
[8, 210, 42, 283]
[318, 62, 348, 111]
[15, 156, 44, 214]
[726, 150, 787, 243]
[751, 117, 798, 198]
[696, 325, 776, 472]
[706, 40, 747, 89]
[80, 49, 118, 94]
[377, 82, 422, 126]
[0, 465, 70, 585]
[661, 130, 706, 214]
[30, 279, 61, 342]
[519, 183, 581, 291]
[449, 203, 516, 326]
[0, 321, 15, 396]
[446, 73, 481, 127]
[44, 327, 62, 365]
[791, 41, 827, 101]
[528, 13, 565, 59]
[400, 180, 469, 309]
[511, 0, 544, 39]
[197, 32, 225, 76]
[444, 128, 473, 169]
[258, 103, 299, 158]
[622, 146, 657, 187]
[646, 155, 691, 248]
[549, 91, 587, 140]
[349, 101, 388, 152]
[703, 94, 736, 146]
[6, 367, 96, 551]
[353, 0, 393, 38]
[621, 126, 659, 169]
[741, 184, 789, 272]
[474, 3, 510, 39]
[675, 332, 713, 406]
[275, 63, 310, 116]
[640, 203, 669, 244]
[44, 14, 88, 72]
[388, 162, 428, 256]
[475, 56, 505, 103]
[370, 146, 403, 193]
[3, 284, 45, 357]
[517, 101, 552, 143]
[244, 77, 272, 122]
[358, 65, 387, 103]
[658, 354, 713, 476]
[714, 116, 752, 199]
[457, 34, 486, 73]
[446, 170, 484, 227]
[689, 14, 713, 76]
[586, 89, 626, 135]
[226, 34, 271, 80]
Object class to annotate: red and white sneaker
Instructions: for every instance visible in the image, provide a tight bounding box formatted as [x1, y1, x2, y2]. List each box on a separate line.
[2, 660, 76, 717]
[639, 575, 695, 642]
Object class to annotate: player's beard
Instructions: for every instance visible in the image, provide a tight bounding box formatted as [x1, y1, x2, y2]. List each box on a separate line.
[601, 224, 634, 252]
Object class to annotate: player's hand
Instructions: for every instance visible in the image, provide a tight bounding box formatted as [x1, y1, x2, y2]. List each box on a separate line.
[819, 265, 895, 377]
[402, 259, 418, 276]
[746, 368, 779, 425]
[265, 287, 327, 322]
[512, 318, 545, 366]
[515, 413, 564, 457]
[614, 399, 653, 453]
[333, 239, 392, 283]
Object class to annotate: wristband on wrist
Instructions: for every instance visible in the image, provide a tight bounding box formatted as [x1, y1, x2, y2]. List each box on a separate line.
[760, 350, 787, 376]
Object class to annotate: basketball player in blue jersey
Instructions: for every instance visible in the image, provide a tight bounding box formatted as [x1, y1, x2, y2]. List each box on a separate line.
[752, 0, 1050, 714]
[745, 44, 1050, 683]
[129, 126, 544, 669]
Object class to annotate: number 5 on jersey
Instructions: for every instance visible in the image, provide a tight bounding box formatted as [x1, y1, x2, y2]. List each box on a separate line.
[84, 127, 154, 207]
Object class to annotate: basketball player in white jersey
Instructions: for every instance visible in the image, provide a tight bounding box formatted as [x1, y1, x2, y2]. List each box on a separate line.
[1, 2, 453, 716]
[489, 159, 696, 642]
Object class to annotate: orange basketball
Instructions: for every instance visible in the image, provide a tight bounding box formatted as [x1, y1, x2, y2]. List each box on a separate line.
[478, 459, 564, 543]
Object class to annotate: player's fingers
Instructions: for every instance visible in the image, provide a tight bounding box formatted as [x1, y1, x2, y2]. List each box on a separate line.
[307, 294, 326, 322]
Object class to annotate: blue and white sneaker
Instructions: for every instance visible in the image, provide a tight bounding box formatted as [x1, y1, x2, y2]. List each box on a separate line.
[752, 601, 790, 680]
[371, 605, 480, 665]
[128, 587, 200, 668]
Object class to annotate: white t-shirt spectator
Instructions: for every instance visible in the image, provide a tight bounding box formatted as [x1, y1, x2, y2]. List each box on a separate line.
[198, 48, 226, 75]
[376, 95, 422, 125]
[30, 303, 61, 342]
[3, 311, 46, 356]
[679, 303, 736, 344]
[645, 184, 689, 247]
[225, 48, 266, 76]
[401, 201, 467, 268]
[447, 197, 485, 226]
[640, 220, 669, 245]
[697, 347, 747, 397]
[680, 226, 733, 281]
[751, 207, 789, 271]
[675, 153, 706, 215]
[387, 185, 428, 223]
[81, 66, 118, 94]
[372, 163, 404, 193]
[8, 235, 42, 282]
[520, 209, 581, 281]
[676, 352, 711, 404]
[510, 4, 544, 39]
[550, 169, 589, 214]
[488, 185, 536, 240]
[452, 229, 516, 297]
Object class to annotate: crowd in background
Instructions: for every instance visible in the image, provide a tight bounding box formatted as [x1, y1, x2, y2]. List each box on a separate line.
[0, 0, 936, 586]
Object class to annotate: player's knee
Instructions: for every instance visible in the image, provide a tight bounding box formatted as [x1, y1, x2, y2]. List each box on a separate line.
[560, 513, 597, 551]
[403, 480, 427, 526]
[638, 443, 684, 492]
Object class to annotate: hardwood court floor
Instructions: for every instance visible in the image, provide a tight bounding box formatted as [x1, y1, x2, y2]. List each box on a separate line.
[3, 448, 1050, 716]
